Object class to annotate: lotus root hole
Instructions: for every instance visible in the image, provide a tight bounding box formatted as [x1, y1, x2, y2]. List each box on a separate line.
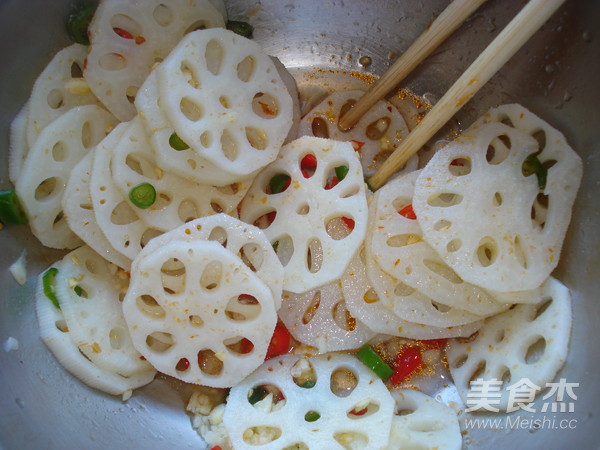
[448, 157, 472, 176]
[394, 282, 415, 297]
[495, 328, 506, 343]
[140, 228, 162, 247]
[197, 349, 223, 375]
[253, 210, 276, 230]
[189, 314, 204, 327]
[225, 294, 262, 321]
[145, 331, 175, 353]
[51, 141, 68, 162]
[386, 233, 421, 248]
[273, 235, 294, 267]
[203, 39, 224, 75]
[347, 401, 380, 419]
[427, 192, 463, 207]
[178, 199, 199, 223]
[208, 226, 228, 246]
[486, 135, 511, 165]
[55, 320, 68, 333]
[447, 238, 462, 253]
[332, 301, 357, 332]
[243, 426, 282, 445]
[224, 336, 254, 355]
[499, 366, 512, 388]
[468, 361, 487, 388]
[236, 56, 256, 82]
[476, 237, 498, 267]
[108, 326, 126, 350]
[200, 261, 223, 290]
[99, 53, 127, 71]
[180, 98, 203, 121]
[246, 127, 268, 150]
[126, 86, 138, 103]
[531, 129, 547, 153]
[110, 14, 141, 38]
[453, 354, 468, 369]
[187, 159, 197, 170]
[366, 117, 391, 140]
[525, 336, 547, 364]
[34, 177, 59, 201]
[423, 259, 463, 284]
[432, 301, 451, 312]
[252, 92, 280, 119]
[307, 239, 323, 274]
[291, 358, 317, 388]
[152, 4, 174, 26]
[330, 367, 358, 398]
[499, 114, 515, 128]
[70, 61, 83, 78]
[296, 203, 310, 215]
[326, 217, 353, 240]
[81, 121, 93, 148]
[513, 235, 528, 269]
[334, 431, 369, 449]
[363, 288, 379, 304]
[336, 98, 357, 132]
[247, 384, 285, 408]
[201, 130, 213, 149]
[433, 219, 452, 231]
[240, 243, 264, 272]
[47, 89, 64, 109]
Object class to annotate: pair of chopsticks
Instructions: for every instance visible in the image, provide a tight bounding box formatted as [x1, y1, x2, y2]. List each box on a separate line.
[339, 0, 566, 190]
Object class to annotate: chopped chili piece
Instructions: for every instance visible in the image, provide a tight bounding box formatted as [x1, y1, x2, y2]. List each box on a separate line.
[522, 154, 547, 189]
[43, 268, 60, 309]
[304, 411, 320, 422]
[301, 154, 317, 170]
[341, 217, 355, 230]
[176, 357, 190, 371]
[239, 338, 254, 354]
[357, 344, 393, 381]
[349, 407, 368, 416]
[135, 36, 146, 45]
[300, 380, 316, 389]
[129, 183, 156, 209]
[0, 189, 28, 225]
[390, 346, 422, 385]
[266, 322, 291, 359]
[210, 446, 222, 450]
[66, 3, 97, 45]
[350, 140, 365, 151]
[258, 101, 276, 116]
[325, 176, 339, 190]
[248, 385, 269, 405]
[113, 27, 133, 39]
[74, 285, 83, 297]
[169, 132, 190, 150]
[335, 165, 349, 181]
[269, 174, 291, 194]
[226, 20, 254, 38]
[398, 204, 417, 220]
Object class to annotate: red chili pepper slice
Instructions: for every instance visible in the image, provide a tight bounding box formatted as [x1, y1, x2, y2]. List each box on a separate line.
[210, 446, 222, 450]
[325, 175, 339, 190]
[301, 154, 317, 178]
[239, 338, 254, 354]
[420, 338, 448, 349]
[258, 101, 276, 116]
[349, 407, 368, 416]
[266, 322, 292, 359]
[113, 27, 133, 39]
[350, 140, 365, 151]
[341, 217, 355, 230]
[135, 36, 146, 45]
[398, 204, 417, 220]
[176, 357, 190, 371]
[390, 346, 422, 385]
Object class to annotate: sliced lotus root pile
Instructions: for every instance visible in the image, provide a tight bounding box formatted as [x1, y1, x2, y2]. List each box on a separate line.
[35, 262, 156, 396]
[342, 247, 483, 339]
[240, 136, 368, 293]
[298, 90, 418, 177]
[137, 28, 293, 184]
[223, 354, 395, 449]
[90, 123, 162, 262]
[15, 105, 118, 249]
[368, 170, 508, 316]
[140, 214, 284, 309]
[413, 113, 582, 292]
[110, 118, 246, 231]
[85, 0, 225, 121]
[62, 153, 131, 269]
[279, 282, 375, 353]
[387, 389, 461, 450]
[122, 239, 278, 387]
[446, 277, 572, 412]
[54, 246, 152, 377]
[8, 102, 30, 184]
[26, 44, 102, 148]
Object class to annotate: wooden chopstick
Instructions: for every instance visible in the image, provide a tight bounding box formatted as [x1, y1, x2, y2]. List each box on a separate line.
[368, 0, 566, 190]
[338, 0, 488, 131]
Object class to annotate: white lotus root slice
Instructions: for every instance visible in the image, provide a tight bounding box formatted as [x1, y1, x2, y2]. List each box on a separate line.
[139, 214, 284, 309]
[15, 105, 118, 249]
[85, 0, 225, 121]
[54, 246, 153, 377]
[413, 117, 582, 292]
[136, 71, 243, 186]
[35, 263, 156, 396]
[156, 28, 293, 178]
[123, 240, 277, 387]
[279, 282, 375, 353]
[62, 153, 131, 269]
[26, 44, 102, 148]
[298, 90, 418, 177]
[369, 170, 508, 316]
[446, 277, 572, 412]
[8, 101, 29, 184]
[365, 195, 485, 328]
[90, 123, 162, 262]
[110, 118, 246, 231]
[386, 389, 462, 450]
[343, 247, 483, 339]
[223, 353, 395, 449]
[239, 136, 368, 293]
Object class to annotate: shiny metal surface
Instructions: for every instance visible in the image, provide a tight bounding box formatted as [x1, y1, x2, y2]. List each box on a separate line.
[1, 0, 598, 448]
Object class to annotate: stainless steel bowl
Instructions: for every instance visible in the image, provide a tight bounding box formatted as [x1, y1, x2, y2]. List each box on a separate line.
[1, 0, 599, 448]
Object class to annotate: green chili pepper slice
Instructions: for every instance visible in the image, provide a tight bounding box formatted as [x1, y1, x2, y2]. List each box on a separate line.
[248, 385, 269, 405]
[66, 3, 97, 45]
[43, 268, 60, 309]
[226, 20, 254, 38]
[74, 285, 83, 297]
[357, 344, 393, 381]
[269, 174, 291, 194]
[304, 411, 320, 422]
[0, 189, 28, 226]
[522, 154, 547, 190]
[169, 132, 190, 150]
[300, 380, 316, 389]
[129, 183, 156, 209]
[335, 165, 349, 182]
